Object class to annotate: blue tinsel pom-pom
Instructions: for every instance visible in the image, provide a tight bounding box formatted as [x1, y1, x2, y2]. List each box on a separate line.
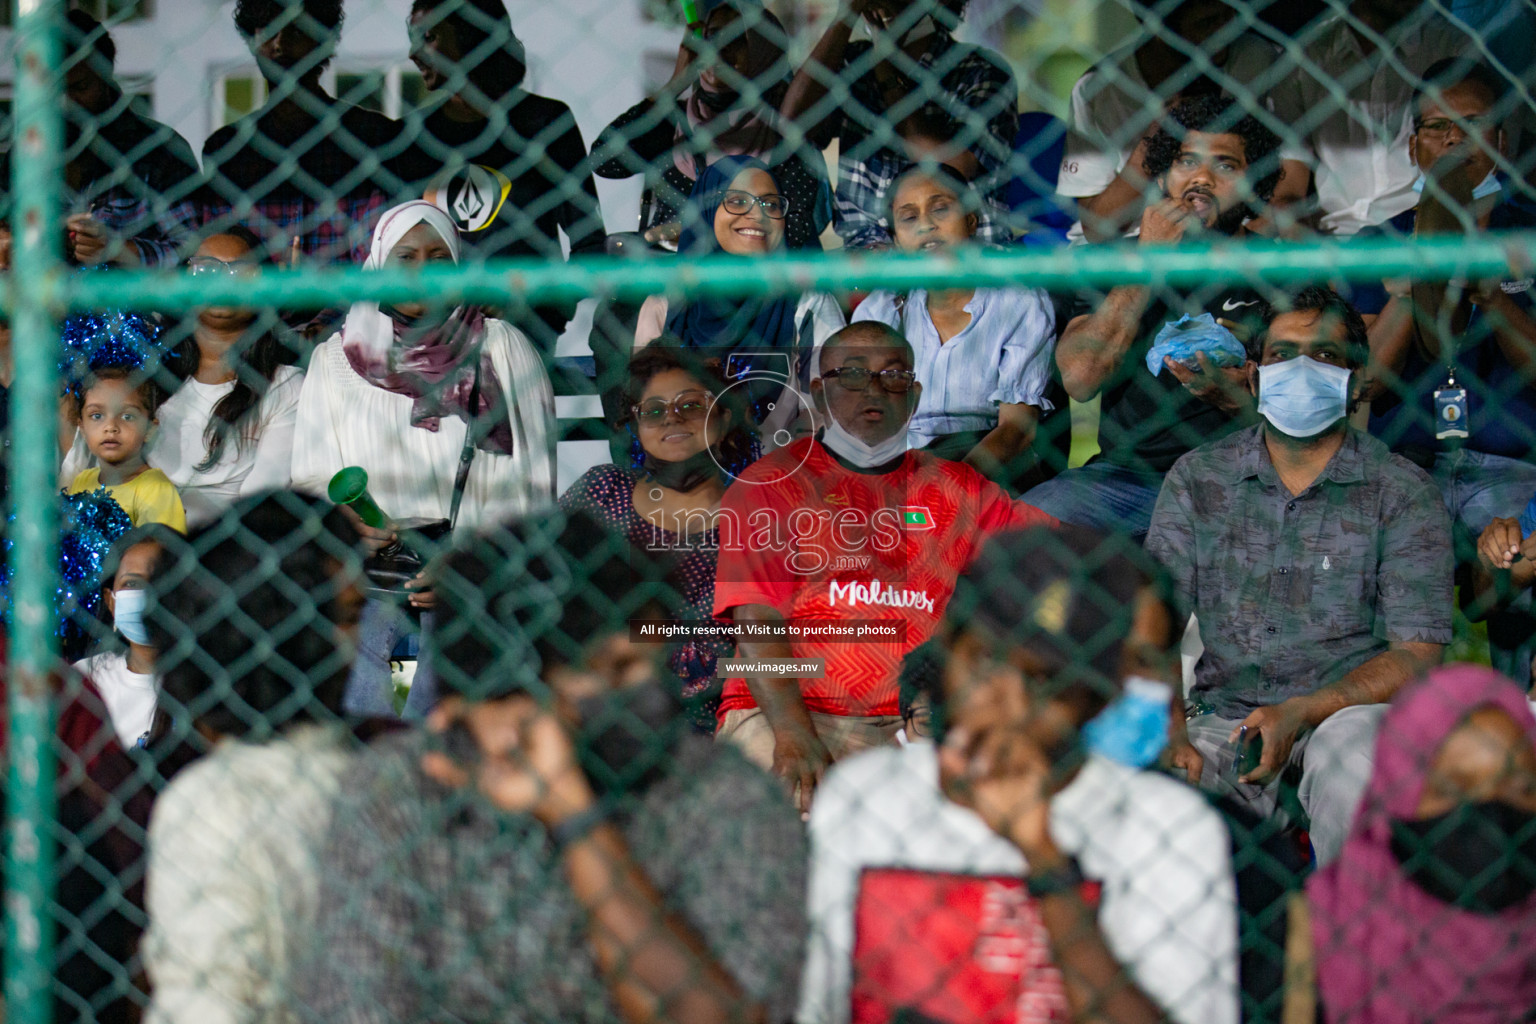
[60, 309, 163, 384]
[1, 488, 134, 660]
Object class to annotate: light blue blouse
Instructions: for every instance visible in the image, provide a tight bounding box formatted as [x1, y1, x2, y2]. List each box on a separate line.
[853, 287, 1056, 447]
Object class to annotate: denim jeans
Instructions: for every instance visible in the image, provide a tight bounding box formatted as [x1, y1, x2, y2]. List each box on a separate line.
[1429, 450, 1536, 685]
[343, 598, 438, 719]
[1020, 461, 1165, 539]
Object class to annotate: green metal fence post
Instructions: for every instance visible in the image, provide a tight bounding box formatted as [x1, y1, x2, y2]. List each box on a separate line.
[6, 0, 64, 1018]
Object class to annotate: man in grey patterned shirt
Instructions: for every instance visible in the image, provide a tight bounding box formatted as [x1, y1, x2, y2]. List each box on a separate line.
[1147, 287, 1452, 864]
[290, 515, 807, 1024]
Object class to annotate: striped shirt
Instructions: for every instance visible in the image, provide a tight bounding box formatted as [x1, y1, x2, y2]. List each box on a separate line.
[853, 287, 1056, 447]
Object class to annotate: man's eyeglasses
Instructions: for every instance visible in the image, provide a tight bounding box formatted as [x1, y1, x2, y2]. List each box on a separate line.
[720, 190, 789, 220]
[633, 390, 715, 424]
[1414, 115, 1494, 138]
[188, 255, 260, 276]
[822, 367, 918, 394]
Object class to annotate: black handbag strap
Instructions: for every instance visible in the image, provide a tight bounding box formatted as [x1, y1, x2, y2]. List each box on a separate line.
[448, 361, 484, 529]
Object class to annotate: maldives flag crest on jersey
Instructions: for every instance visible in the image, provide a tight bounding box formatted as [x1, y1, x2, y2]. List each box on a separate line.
[900, 506, 934, 530]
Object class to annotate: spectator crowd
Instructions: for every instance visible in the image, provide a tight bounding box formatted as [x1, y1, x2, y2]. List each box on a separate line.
[8, 0, 1536, 1023]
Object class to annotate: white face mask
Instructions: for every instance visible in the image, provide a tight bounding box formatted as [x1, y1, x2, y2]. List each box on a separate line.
[1257, 356, 1352, 439]
[1412, 168, 1503, 201]
[112, 588, 152, 646]
[820, 410, 911, 469]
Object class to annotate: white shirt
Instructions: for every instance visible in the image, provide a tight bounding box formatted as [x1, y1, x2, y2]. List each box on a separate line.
[1270, 11, 1473, 235]
[290, 320, 556, 531]
[73, 651, 157, 747]
[144, 724, 353, 1024]
[1058, 34, 1278, 242]
[797, 743, 1240, 1024]
[150, 366, 304, 530]
[854, 288, 1056, 447]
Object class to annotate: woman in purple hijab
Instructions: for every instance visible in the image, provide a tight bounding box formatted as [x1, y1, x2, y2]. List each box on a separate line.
[292, 200, 556, 717]
[1297, 664, 1536, 1023]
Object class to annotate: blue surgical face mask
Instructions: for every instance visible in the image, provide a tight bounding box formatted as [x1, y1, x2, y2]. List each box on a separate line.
[113, 588, 152, 647]
[1412, 168, 1502, 201]
[1257, 356, 1352, 439]
[1082, 676, 1172, 769]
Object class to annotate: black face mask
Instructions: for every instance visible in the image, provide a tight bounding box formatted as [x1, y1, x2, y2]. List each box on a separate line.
[575, 680, 686, 799]
[641, 448, 720, 493]
[1390, 800, 1536, 914]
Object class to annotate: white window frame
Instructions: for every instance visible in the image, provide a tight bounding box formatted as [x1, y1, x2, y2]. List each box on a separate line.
[210, 61, 424, 130]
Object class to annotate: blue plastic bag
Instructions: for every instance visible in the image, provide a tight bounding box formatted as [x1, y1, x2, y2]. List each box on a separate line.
[1145, 313, 1247, 376]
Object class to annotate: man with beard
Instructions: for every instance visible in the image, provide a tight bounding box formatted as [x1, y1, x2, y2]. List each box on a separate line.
[713, 322, 1056, 812]
[1021, 95, 1281, 538]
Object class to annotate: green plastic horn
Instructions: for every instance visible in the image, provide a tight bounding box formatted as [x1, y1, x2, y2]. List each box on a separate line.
[327, 467, 390, 529]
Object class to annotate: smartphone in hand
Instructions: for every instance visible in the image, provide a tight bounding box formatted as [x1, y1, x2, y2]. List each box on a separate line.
[1228, 725, 1263, 781]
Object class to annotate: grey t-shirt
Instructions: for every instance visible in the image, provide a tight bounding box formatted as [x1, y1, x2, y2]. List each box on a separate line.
[290, 729, 807, 1023]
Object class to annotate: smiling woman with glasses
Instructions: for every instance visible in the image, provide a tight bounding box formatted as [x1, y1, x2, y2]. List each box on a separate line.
[590, 0, 831, 251]
[633, 156, 845, 439]
[560, 341, 760, 728]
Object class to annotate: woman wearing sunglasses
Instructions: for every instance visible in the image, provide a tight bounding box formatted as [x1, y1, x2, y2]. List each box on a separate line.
[634, 156, 844, 435]
[853, 164, 1063, 492]
[560, 342, 758, 727]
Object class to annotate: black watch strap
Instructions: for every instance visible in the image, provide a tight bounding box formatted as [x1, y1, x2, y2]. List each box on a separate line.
[1025, 856, 1087, 898]
[548, 804, 610, 851]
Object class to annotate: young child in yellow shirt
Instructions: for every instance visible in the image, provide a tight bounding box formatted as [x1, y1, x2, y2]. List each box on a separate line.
[66, 368, 187, 532]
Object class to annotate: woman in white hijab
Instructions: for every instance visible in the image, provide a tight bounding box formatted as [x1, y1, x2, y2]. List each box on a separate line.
[292, 199, 556, 716]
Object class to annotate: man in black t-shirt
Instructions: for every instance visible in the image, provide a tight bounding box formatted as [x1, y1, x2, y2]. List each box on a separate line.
[1022, 96, 1281, 538]
[398, 0, 606, 343]
[200, 0, 419, 266]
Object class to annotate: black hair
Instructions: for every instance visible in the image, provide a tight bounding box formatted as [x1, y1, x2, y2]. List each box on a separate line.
[89, 523, 184, 650]
[882, 161, 981, 240]
[152, 492, 361, 738]
[622, 340, 759, 478]
[65, 9, 115, 71]
[1142, 94, 1283, 209]
[233, 0, 345, 66]
[1263, 286, 1370, 369]
[174, 225, 290, 472]
[410, 0, 526, 99]
[1412, 58, 1507, 128]
[905, 526, 1178, 727]
[100, 524, 181, 591]
[1127, 0, 1234, 35]
[74, 365, 164, 420]
[433, 512, 683, 700]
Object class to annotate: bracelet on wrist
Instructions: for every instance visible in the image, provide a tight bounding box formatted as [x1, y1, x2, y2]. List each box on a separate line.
[548, 803, 610, 851]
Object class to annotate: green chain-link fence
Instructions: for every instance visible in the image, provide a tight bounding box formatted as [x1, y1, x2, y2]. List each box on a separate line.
[6, 0, 1536, 1021]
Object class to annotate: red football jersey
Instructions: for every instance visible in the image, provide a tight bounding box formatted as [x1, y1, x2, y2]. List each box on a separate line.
[713, 439, 1055, 718]
[850, 868, 1069, 1024]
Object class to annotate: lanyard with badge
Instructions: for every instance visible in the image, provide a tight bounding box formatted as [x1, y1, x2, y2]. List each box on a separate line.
[1432, 301, 1470, 442]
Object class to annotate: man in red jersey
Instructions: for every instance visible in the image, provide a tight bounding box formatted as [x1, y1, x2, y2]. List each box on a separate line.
[713, 322, 1056, 810]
